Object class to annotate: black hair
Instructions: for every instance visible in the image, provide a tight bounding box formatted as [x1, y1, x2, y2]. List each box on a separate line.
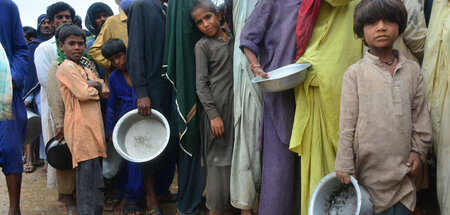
[58, 24, 86, 44]
[23, 26, 38, 40]
[47, 2, 75, 22]
[101, 39, 127, 59]
[190, 0, 218, 18]
[354, 0, 407, 39]
[73, 15, 82, 28]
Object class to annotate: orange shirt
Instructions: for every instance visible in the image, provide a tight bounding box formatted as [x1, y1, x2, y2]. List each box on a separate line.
[56, 59, 109, 168]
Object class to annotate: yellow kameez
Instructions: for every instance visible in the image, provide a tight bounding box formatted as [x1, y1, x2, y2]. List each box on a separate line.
[289, 1, 363, 214]
[421, 0, 450, 213]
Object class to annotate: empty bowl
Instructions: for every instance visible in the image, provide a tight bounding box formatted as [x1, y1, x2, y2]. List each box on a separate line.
[251, 62, 311, 92]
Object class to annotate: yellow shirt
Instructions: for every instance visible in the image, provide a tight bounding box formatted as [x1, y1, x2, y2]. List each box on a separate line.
[89, 10, 128, 80]
[289, 1, 363, 214]
[56, 60, 110, 168]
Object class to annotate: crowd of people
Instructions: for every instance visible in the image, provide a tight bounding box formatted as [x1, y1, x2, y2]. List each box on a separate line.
[0, 0, 448, 214]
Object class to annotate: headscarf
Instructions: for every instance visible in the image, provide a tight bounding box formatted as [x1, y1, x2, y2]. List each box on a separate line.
[85, 3, 114, 36]
[36, 14, 51, 42]
[295, 0, 322, 60]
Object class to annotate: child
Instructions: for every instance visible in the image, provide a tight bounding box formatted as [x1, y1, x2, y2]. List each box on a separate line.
[334, 0, 433, 214]
[55, 25, 109, 215]
[192, 1, 234, 214]
[101, 38, 145, 214]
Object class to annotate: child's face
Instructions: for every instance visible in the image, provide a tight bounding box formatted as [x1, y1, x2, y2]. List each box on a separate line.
[363, 20, 399, 49]
[192, 8, 221, 37]
[59, 35, 86, 62]
[108, 52, 127, 72]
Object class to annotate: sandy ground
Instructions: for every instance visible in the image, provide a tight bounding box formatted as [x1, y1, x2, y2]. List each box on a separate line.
[0, 166, 178, 215]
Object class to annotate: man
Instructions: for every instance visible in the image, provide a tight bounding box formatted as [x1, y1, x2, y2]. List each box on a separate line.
[23, 26, 38, 43]
[127, 0, 178, 214]
[89, 0, 128, 83]
[22, 14, 55, 174]
[0, 0, 29, 214]
[34, 2, 77, 214]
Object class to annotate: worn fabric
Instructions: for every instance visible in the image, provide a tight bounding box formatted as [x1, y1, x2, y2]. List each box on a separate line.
[239, 0, 300, 214]
[289, 1, 363, 213]
[0, 0, 28, 175]
[47, 61, 64, 129]
[205, 165, 231, 214]
[89, 10, 128, 82]
[56, 59, 109, 168]
[176, 143, 206, 215]
[195, 30, 234, 167]
[230, 0, 261, 210]
[295, 0, 321, 59]
[85, 2, 114, 36]
[56, 168, 76, 194]
[0, 43, 13, 120]
[375, 202, 411, 215]
[35, 37, 57, 146]
[421, 0, 450, 213]
[115, 161, 145, 203]
[335, 51, 433, 213]
[76, 158, 104, 215]
[162, 0, 203, 156]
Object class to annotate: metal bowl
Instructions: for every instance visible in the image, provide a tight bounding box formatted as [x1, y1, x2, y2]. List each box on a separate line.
[308, 172, 373, 215]
[251, 63, 311, 92]
[112, 109, 170, 163]
[24, 107, 41, 145]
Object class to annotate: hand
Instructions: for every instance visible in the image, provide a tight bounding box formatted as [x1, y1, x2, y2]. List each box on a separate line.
[137, 97, 152, 116]
[336, 171, 356, 184]
[87, 79, 98, 88]
[210, 116, 224, 137]
[54, 127, 64, 142]
[24, 101, 31, 107]
[406, 151, 421, 177]
[253, 66, 269, 79]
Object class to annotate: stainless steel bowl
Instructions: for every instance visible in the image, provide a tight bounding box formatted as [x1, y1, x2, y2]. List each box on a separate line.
[251, 63, 311, 92]
[112, 109, 170, 163]
[24, 107, 41, 145]
[308, 172, 373, 215]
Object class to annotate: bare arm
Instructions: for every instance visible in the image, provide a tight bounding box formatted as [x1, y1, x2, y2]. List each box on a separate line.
[243, 47, 269, 78]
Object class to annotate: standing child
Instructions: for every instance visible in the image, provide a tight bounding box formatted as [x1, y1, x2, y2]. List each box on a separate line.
[191, 1, 234, 214]
[55, 25, 109, 215]
[334, 0, 433, 214]
[101, 38, 145, 215]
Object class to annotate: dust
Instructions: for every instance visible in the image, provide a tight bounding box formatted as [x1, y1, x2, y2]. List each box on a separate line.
[327, 184, 358, 215]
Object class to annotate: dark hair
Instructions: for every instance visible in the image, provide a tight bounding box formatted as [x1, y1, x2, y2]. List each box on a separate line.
[73, 15, 82, 28]
[47, 2, 75, 22]
[23, 26, 38, 40]
[190, 0, 217, 18]
[354, 0, 407, 39]
[58, 24, 86, 44]
[101, 39, 127, 59]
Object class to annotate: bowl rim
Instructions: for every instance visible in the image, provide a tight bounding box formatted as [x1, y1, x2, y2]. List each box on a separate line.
[308, 172, 362, 215]
[251, 62, 311, 83]
[112, 109, 170, 163]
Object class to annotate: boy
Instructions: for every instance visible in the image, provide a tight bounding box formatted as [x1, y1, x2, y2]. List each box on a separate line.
[55, 25, 109, 215]
[335, 0, 432, 214]
[101, 38, 145, 215]
[192, 1, 234, 214]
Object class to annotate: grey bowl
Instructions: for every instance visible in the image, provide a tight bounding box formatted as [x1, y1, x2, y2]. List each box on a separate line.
[24, 107, 41, 145]
[112, 109, 170, 163]
[251, 63, 311, 92]
[308, 172, 373, 215]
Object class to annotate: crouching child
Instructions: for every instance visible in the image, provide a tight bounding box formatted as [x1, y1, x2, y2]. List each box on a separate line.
[55, 25, 109, 215]
[334, 0, 433, 214]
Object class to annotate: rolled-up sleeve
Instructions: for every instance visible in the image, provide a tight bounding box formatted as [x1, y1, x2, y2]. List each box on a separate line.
[239, 0, 271, 57]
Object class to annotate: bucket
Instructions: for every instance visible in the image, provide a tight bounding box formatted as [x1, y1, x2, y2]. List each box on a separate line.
[23, 107, 41, 145]
[308, 172, 373, 215]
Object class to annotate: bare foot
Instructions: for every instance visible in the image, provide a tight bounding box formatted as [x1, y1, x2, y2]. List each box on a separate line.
[114, 198, 125, 214]
[56, 193, 65, 207]
[241, 209, 252, 215]
[7, 208, 21, 215]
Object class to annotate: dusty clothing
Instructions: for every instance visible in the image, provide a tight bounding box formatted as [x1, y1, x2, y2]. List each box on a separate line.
[56, 59, 109, 168]
[47, 61, 64, 129]
[205, 165, 231, 213]
[76, 158, 104, 215]
[56, 169, 76, 194]
[195, 30, 234, 167]
[230, 0, 262, 210]
[335, 51, 432, 213]
[421, 0, 450, 213]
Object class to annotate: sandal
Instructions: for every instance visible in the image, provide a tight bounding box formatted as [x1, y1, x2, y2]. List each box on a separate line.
[146, 207, 163, 215]
[103, 197, 120, 212]
[24, 162, 35, 173]
[124, 200, 142, 215]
